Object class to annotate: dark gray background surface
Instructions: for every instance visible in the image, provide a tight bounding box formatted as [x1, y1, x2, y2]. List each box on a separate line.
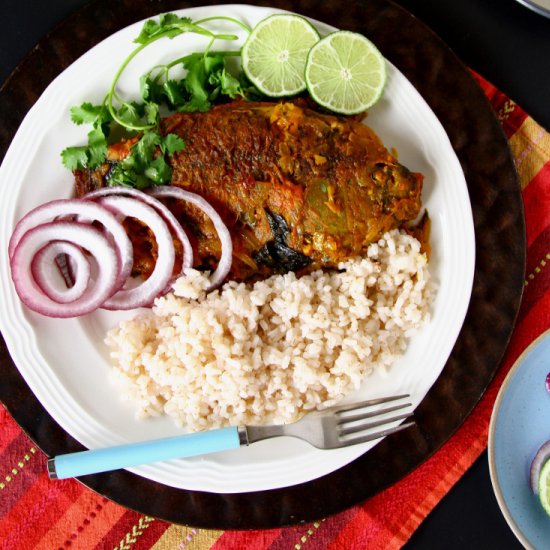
[1, 0, 548, 547]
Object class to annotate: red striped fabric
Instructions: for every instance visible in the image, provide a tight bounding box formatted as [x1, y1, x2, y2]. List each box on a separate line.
[1, 74, 548, 549]
[523, 165, 550, 247]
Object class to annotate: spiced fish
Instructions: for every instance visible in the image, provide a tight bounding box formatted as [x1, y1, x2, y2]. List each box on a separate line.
[74, 100, 425, 281]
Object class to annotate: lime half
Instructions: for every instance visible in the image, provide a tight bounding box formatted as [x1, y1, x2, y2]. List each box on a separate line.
[539, 459, 550, 516]
[305, 30, 387, 115]
[242, 14, 320, 97]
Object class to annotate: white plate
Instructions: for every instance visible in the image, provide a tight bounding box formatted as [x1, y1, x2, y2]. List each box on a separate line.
[515, 0, 550, 18]
[0, 5, 475, 493]
[488, 328, 550, 549]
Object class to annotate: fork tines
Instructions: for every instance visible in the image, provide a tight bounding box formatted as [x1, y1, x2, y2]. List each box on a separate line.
[334, 394, 415, 446]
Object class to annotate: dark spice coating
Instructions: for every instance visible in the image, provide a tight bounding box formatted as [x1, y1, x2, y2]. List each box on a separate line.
[74, 100, 424, 281]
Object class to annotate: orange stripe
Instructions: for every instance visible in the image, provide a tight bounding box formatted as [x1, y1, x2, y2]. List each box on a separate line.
[522, 161, 550, 247]
[154, 524, 224, 549]
[120, 515, 167, 548]
[510, 118, 550, 189]
[33, 492, 125, 550]
[214, 528, 282, 549]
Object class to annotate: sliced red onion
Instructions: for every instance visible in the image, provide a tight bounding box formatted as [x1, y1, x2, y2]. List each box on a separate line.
[9, 187, 232, 317]
[530, 440, 550, 494]
[11, 222, 120, 318]
[546, 373, 550, 395]
[83, 187, 193, 274]
[83, 187, 193, 297]
[148, 186, 233, 289]
[32, 241, 91, 304]
[8, 199, 133, 290]
[96, 195, 176, 310]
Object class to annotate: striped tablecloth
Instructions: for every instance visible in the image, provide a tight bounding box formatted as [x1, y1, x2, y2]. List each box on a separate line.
[1, 74, 549, 549]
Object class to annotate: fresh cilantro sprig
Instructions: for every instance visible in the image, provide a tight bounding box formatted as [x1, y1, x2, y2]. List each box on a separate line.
[141, 50, 261, 113]
[109, 132, 185, 189]
[106, 14, 250, 132]
[61, 13, 261, 188]
[61, 102, 112, 170]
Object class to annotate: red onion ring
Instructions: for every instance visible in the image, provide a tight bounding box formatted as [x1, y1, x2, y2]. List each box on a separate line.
[8, 199, 133, 290]
[9, 187, 233, 317]
[530, 440, 550, 494]
[96, 195, 176, 310]
[148, 186, 233, 289]
[32, 241, 91, 304]
[11, 222, 120, 318]
[83, 187, 194, 290]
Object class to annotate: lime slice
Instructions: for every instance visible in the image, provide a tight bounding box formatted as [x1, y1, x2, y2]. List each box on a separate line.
[305, 30, 387, 115]
[242, 14, 320, 97]
[539, 459, 550, 516]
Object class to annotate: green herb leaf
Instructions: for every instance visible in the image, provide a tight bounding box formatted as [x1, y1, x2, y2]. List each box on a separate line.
[106, 130, 184, 189]
[63, 13, 255, 187]
[133, 14, 197, 44]
[61, 146, 89, 171]
[140, 74, 188, 109]
[209, 67, 243, 98]
[139, 74, 158, 103]
[60, 126, 108, 171]
[179, 53, 212, 112]
[117, 102, 145, 128]
[109, 162, 151, 189]
[86, 127, 108, 168]
[70, 102, 105, 125]
[144, 102, 160, 125]
[134, 131, 161, 163]
[144, 156, 172, 183]
[163, 80, 187, 108]
[162, 133, 185, 155]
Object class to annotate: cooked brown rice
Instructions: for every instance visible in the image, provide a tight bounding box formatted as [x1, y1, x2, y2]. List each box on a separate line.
[105, 229, 433, 431]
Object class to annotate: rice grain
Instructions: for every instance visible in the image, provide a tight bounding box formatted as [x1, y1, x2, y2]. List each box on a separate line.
[106, 230, 433, 431]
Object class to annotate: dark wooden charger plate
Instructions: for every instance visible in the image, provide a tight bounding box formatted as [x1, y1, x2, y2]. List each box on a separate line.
[0, 0, 525, 529]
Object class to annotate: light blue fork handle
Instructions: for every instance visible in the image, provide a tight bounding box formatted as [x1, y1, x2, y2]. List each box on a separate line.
[48, 426, 241, 480]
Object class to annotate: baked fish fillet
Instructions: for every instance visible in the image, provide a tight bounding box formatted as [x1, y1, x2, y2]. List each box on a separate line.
[74, 101, 425, 281]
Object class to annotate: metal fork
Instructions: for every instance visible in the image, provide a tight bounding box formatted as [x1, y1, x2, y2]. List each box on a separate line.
[245, 394, 415, 449]
[48, 395, 414, 480]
